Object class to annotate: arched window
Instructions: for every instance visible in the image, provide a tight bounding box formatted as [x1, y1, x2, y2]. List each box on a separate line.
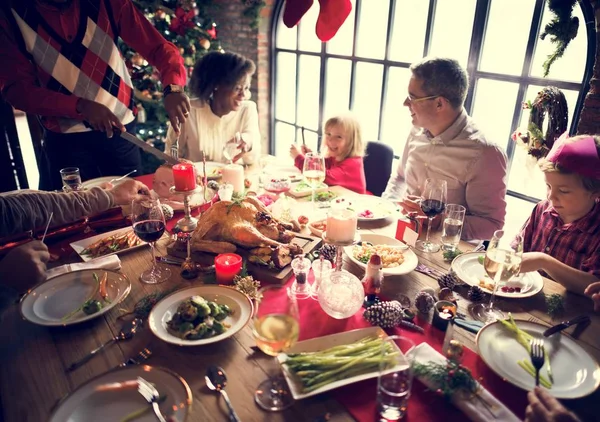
[270, 0, 593, 201]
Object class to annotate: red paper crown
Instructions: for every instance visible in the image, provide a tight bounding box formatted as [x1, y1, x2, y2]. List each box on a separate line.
[546, 132, 600, 179]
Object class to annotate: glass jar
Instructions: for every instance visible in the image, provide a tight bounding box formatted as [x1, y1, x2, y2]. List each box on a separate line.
[318, 270, 364, 319]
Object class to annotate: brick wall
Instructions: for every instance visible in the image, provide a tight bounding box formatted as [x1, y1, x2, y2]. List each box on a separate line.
[210, 0, 276, 155]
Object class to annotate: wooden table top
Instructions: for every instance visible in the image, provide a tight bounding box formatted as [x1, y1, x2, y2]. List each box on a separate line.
[2, 185, 599, 422]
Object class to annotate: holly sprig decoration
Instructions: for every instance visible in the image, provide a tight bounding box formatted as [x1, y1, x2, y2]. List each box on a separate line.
[442, 248, 463, 262]
[414, 360, 479, 400]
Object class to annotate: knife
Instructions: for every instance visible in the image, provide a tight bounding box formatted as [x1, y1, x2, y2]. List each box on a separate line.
[119, 130, 179, 165]
[543, 315, 591, 337]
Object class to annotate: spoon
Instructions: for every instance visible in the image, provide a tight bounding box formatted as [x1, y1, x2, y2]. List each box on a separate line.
[109, 169, 137, 184]
[66, 318, 143, 372]
[205, 365, 240, 422]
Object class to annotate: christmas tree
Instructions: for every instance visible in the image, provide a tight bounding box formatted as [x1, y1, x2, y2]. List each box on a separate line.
[121, 0, 221, 173]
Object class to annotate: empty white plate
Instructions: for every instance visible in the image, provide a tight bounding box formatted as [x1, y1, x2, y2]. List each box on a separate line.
[20, 269, 131, 327]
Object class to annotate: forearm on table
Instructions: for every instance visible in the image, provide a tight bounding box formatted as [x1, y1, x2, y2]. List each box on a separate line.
[538, 255, 598, 296]
[0, 188, 114, 238]
[381, 173, 406, 200]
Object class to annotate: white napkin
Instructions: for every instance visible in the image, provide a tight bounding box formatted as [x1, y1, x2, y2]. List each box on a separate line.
[46, 255, 122, 279]
[414, 343, 521, 422]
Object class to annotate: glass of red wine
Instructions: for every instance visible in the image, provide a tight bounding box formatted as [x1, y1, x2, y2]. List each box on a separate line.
[132, 197, 171, 284]
[416, 178, 447, 253]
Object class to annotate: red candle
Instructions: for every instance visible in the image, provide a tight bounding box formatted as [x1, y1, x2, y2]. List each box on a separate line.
[214, 253, 243, 284]
[172, 163, 197, 191]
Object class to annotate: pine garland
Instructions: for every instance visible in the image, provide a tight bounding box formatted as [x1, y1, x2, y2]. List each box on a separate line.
[545, 293, 565, 318]
[539, 0, 579, 77]
[414, 360, 479, 400]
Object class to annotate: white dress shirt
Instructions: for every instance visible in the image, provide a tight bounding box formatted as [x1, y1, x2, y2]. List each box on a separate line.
[383, 109, 507, 240]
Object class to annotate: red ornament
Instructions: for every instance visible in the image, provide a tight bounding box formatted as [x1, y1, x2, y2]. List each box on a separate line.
[206, 24, 217, 40]
[170, 7, 196, 36]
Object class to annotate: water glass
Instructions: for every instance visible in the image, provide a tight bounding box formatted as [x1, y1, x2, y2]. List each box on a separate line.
[377, 336, 417, 421]
[60, 167, 82, 192]
[441, 204, 466, 252]
[310, 258, 333, 300]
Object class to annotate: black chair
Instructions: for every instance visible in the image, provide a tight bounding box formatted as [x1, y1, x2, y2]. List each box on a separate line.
[363, 141, 395, 196]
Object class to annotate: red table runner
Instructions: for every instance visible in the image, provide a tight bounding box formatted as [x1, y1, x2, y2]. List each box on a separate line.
[263, 273, 528, 421]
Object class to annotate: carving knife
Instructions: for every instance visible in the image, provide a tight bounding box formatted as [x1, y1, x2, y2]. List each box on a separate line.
[119, 131, 179, 165]
[542, 314, 591, 337]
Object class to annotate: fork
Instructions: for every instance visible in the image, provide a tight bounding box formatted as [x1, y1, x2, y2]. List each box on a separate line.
[109, 169, 137, 184]
[116, 347, 152, 368]
[137, 376, 167, 422]
[530, 339, 545, 387]
[528, 318, 554, 383]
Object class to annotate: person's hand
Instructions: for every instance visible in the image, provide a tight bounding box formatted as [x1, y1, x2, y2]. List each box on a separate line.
[584, 281, 600, 312]
[164, 92, 191, 134]
[227, 135, 249, 163]
[108, 179, 150, 206]
[398, 195, 425, 217]
[0, 241, 49, 292]
[520, 252, 548, 274]
[301, 145, 312, 154]
[290, 144, 301, 159]
[525, 387, 581, 422]
[76, 98, 125, 138]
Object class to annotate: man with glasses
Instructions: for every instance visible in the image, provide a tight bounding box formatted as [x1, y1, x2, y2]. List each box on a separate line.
[382, 57, 507, 241]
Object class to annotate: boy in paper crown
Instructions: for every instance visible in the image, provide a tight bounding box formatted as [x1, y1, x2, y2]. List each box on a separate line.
[518, 133, 600, 298]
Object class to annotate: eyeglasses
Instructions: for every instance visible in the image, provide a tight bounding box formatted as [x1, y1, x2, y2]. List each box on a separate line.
[406, 94, 439, 104]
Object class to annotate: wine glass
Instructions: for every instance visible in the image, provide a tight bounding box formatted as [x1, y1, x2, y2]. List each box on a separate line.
[472, 230, 523, 323]
[302, 152, 326, 206]
[415, 178, 447, 253]
[252, 285, 300, 411]
[131, 197, 171, 284]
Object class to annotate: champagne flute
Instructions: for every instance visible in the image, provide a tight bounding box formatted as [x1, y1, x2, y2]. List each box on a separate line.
[416, 178, 447, 253]
[131, 197, 171, 284]
[302, 152, 326, 206]
[472, 230, 523, 323]
[252, 285, 300, 411]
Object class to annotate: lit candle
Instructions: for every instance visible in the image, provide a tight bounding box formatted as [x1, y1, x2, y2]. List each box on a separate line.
[172, 163, 197, 191]
[326, 209, 357, 243]
[214, 253, 243, 284]
[432, 300, 457, 331]
[221, 164, 245, 194]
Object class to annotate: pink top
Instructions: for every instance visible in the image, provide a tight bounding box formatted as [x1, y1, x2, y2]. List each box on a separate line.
[294, 155, 366, 194]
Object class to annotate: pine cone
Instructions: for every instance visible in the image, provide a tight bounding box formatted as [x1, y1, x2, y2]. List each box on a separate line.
[414, 292, 435, 314]
[161, 204, 174, 220]
[437, 271, 458, 290]
[363, 301, 403, 328]
[316, 244, 337, 264]
[467, 286, 485, 302]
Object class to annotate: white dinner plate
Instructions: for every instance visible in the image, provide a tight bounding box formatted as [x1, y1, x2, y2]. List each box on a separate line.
[343, 234, 418, 276]
[278, 326, 400, 400]
[194, 161, 224, 180]
[148, 285, 253, 346]
[333, 195, 397, 221]
[81, 176, 134, 190]
[70, 227, 148, 262]
[477, 320, 600, 398]
[451, 252, 544, 298]
[49, 365, 192, 422]
[264, 164, 302, 182]
[20, 269, 131, 327]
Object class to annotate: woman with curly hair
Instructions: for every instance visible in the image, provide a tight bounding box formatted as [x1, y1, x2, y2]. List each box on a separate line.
[166, 51, 260, 163]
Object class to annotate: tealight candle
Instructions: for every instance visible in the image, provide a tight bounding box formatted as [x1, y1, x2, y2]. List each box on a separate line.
[221, 164, 245, 194]
[214, 253, 243, 284]
[432, 300, 457, 331]
[326, 209, 357, 243]
[172, 163, 197, 191]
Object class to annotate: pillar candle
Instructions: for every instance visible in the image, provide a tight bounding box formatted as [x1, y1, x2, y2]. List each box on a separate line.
[326, 209, 357, 243]
[172, 163, 197, 191]
[214, 253, 243, 284]
[221, 164, 245, 194]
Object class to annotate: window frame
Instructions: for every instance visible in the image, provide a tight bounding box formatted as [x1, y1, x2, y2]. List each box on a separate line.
[269, 0, 595, 203]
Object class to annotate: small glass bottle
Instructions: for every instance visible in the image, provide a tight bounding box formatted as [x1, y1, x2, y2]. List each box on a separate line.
[290, 255, 312, 299]
[362, 254, 383, 308]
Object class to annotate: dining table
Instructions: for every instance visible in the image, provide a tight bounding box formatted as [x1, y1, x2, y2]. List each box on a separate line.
[2, 180, 600, 422]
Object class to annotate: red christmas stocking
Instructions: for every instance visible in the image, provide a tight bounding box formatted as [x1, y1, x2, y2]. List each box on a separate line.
[283, 0, 315, 28]
[316, 0, 352, 42]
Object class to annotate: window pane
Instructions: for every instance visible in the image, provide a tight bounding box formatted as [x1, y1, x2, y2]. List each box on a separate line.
[389, 0, 429, 63]
[326, 3, 355, 56]
[381, 66, 412, 152]
[530, 4, 587, 81]
[355, 0, 389, 60]
[297, 55, 321, 130]
[324, 58, 351, 120]
[274, 52, 296, 123]
[480, 0, 536, 75]
[276, 12, 297, 50]
[471, 78, 518, 150]
[352, 62, 383, 141]
[429, 0, 476, 68]
[275, 121, 296, 158]
[297, 127, 319, 153]
[298, 3, 321, 53]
